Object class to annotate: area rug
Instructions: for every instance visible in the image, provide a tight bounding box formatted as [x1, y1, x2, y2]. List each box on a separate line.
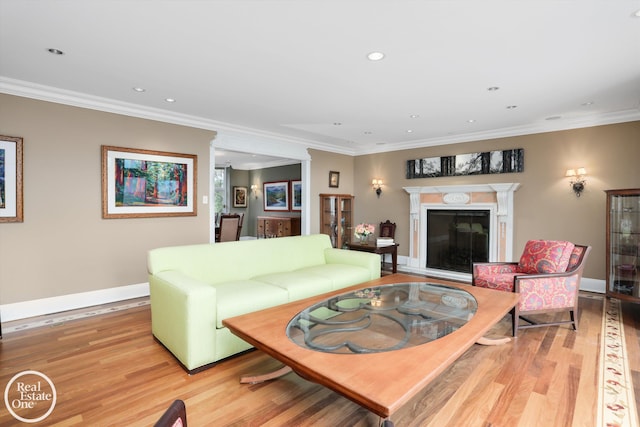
[598, 297, 639, 427]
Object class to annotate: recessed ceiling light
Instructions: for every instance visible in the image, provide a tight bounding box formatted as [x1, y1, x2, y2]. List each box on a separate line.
[133, 87, 146, 93]
[409, 114, 419, 118]
[487, 86, 500, 91]
[581, 101, 594, 106]
[467, 119, 476, 123]
[506, 105, 518, 109]
[165, 98, 176, 103]
[407, 130, 413, 133]
[47, 48, 64, 55]
[367, 51, 385, 61]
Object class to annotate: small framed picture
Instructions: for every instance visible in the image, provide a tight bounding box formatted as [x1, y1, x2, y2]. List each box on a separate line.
[264, 181, 290, 211]
[329, 171, 340, 188]
[233, 186, 247, 208]
[291, 180, 302, 211]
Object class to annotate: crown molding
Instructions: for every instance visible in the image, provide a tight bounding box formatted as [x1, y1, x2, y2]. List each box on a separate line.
[356, 108, 640, 156]
[2, 77, 638, 158]
[0, 77, 357, 156]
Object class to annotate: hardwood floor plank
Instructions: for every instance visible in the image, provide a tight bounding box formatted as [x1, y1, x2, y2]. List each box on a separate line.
[1, 293, 637, 426]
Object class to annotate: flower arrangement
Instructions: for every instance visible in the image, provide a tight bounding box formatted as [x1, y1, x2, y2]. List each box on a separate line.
[354, 223, 375, 239]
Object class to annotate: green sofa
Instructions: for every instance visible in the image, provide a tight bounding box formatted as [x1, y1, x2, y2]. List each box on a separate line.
[148, 234, 381, 373]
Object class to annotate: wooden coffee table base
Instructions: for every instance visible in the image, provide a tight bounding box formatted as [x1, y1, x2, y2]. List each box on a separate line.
[239, 335, 511, 384]
[224, 274, 518, 421]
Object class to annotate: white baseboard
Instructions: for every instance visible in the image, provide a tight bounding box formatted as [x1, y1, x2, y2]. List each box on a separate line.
[0, 283, 150, 322]
[0, 272, 606, 324]
[579, 277, 606, 294]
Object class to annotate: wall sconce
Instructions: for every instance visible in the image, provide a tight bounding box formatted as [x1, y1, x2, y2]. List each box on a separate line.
[372, 179, 383, 198]
[250, 184, 258, 198]
[565, 167, 587, 197]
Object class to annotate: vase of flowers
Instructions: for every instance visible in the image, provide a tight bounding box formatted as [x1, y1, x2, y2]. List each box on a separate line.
[354, 223, 375, 245]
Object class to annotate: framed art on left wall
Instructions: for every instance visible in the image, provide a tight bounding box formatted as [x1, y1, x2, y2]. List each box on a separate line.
[101, 145, 197, 219]
[0, 135, 24, 223]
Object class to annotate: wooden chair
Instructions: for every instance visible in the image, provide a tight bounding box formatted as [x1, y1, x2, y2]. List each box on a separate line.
[154, 399, 187, 427]
[217, 214, 241, 242]
[473, 240, 591, 336]
[379, 220, 396, 239]
[236, 212, 245, 240]
[379, 220, 397, 266]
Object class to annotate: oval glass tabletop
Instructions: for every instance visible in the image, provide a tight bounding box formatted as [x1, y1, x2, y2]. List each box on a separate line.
[286, 282, 478, 354]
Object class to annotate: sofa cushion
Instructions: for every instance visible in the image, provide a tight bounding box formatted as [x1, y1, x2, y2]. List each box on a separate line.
[214, 280, 288, 328]
[297, 264, 372, 290]
[517, 240, 575, 274]
[253, 271, 333, 301]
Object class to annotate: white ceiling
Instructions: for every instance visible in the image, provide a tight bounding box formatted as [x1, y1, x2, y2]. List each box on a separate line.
[1, 0, 639, 158]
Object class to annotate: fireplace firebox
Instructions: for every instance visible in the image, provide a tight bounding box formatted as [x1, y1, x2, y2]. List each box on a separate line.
[427, 209, 490, 273]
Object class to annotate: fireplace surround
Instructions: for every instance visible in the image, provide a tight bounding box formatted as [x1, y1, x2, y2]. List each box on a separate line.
[403, 183, 520, 282]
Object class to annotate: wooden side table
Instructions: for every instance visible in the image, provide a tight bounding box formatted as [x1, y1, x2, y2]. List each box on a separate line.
[347, 242, 399, 273]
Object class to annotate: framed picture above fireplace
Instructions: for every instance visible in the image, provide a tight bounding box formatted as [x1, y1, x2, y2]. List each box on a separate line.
[406, 148, 524, 179]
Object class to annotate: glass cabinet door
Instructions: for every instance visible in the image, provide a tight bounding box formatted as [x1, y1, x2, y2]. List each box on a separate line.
[606, 189, 640, 300]
[340, 197, 352, 247]
[320, 194, 354, 248]
[321, 196, 338, 247]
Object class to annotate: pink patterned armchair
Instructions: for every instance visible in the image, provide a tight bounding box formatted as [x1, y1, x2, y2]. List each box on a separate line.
[472, 240, 591, 337]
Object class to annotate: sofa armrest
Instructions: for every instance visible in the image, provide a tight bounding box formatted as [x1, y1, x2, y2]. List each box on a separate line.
[149, 270, 217, 371]
[324, 248, 381, 280]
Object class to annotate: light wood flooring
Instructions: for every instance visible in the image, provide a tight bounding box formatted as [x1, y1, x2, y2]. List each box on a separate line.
[1, 291, 638, 426]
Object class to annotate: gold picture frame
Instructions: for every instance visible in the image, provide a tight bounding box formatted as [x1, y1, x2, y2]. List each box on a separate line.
[101, 145, 197, 219]
[0, 135, 24, 223]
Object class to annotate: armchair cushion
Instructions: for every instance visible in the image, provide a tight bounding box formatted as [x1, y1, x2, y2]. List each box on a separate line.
[517, 240, 575, 274]
[474, 272, 520, 292]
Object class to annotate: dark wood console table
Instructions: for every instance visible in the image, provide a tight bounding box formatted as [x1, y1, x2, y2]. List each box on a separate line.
[347, 242, 399, 273]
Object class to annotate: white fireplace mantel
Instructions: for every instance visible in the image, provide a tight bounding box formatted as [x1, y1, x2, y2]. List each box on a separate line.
[403, 183, 520, 282]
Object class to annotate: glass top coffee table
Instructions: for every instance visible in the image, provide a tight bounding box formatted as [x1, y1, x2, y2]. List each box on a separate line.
[287, 282, 477, 354]
[223, 274, 518, 424]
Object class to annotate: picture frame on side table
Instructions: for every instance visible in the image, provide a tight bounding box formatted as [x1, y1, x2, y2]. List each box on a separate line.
[0, 135, 24, 223]
[101, 145, 197, 219]
[233, 186, 248, 208]
[329, 171, 340, 188]
[291, 180, 302, 211]
[263, 181, 289, 211]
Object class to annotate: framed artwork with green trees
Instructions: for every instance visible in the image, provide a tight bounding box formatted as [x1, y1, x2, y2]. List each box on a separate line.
[101, 145, 197, 218]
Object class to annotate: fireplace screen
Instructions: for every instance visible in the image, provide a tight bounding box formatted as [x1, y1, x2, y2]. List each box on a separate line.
[427, 209, 490, 273]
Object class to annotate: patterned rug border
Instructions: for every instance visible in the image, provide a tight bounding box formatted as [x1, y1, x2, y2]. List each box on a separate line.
[598, 298, 639, 427]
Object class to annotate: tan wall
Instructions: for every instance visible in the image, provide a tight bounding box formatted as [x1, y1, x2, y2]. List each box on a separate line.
[0, 94, 215, 304]
[353, 121, 640, 280]
[308, 149, 355, 234]
[1, 92, 637, 306]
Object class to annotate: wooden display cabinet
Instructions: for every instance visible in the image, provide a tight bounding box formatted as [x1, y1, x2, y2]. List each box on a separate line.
[319, 194, 354, 248]
[606, 189, 640, 302]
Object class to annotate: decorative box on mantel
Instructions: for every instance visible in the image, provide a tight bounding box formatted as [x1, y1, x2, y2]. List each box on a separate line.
[403, 183, 520, 282]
